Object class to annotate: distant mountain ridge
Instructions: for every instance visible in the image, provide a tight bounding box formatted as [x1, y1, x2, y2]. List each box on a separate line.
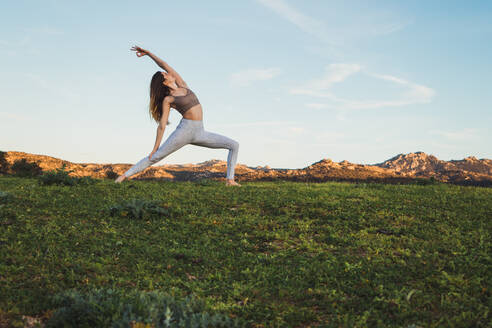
[374, 151, 492, 179]
[1, 151, 491, 186]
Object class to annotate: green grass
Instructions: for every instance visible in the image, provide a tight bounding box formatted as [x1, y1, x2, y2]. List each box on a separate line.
[0, 176, 490, 327]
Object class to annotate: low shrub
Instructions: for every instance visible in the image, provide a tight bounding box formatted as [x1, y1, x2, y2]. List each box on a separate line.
[38, 164, 97, 186]
[75, 176, 98, 185]
[105, 168, 119, 180]
[0, 151, 9, 174]
[413, 177, 440, 186]
[39, 164, 76, 186]
[11, 159, 42, 177]
[46, 287, 244, 328]
[109, 199, 169, 220]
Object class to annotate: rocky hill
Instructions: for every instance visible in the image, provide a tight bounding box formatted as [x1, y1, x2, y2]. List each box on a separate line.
[1, 151, 491, 186]
[373, 151, 492, 185]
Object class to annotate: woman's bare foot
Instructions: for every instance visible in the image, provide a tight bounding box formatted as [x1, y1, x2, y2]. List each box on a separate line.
[115, 175, 126, 183]
[226, 179, 241, 186]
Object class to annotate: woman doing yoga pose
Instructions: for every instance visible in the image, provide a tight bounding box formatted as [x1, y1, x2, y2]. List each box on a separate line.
[115, 46, 240, 186]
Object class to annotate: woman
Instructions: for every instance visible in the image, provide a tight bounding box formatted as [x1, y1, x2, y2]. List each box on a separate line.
[115, 46, 240, 186]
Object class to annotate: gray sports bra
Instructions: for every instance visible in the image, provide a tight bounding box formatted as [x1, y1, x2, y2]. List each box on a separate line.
[171, 88, 200, 115]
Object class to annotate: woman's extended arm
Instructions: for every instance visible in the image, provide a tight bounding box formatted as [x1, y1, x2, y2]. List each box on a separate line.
[148, 98, 172, 160]
[131, 45, 188, 88]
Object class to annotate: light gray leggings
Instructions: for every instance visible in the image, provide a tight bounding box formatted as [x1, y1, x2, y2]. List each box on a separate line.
[124, 118, 239, 179]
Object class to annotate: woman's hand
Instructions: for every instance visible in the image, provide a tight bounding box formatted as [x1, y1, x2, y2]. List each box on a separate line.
[148, 149, 157, 160]
[131, 45, 149, 57]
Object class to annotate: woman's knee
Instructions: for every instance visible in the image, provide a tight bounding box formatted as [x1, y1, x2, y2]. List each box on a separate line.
[230, 140, 239, 151]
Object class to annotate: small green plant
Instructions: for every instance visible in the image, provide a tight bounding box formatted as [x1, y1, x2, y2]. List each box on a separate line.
[0, 191, 16, 222]
[194, 178, 219, 186]
[0, 190, 11, 203]
[46, 287, 244, 328]
[11, 159, 42, 177]
[109, 199, 170, 220]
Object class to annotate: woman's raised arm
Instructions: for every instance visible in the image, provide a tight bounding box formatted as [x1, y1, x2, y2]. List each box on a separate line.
[130, 45, 188, 87]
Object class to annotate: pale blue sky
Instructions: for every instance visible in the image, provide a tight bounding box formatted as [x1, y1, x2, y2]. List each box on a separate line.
[1, 0, 491, 168]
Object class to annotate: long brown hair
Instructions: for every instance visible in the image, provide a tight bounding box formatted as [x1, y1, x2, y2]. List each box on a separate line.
[149, 71, 170, 123]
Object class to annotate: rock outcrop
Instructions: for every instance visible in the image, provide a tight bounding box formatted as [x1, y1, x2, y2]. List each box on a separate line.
[1, 151, 491, 186]
[373, 151, 492, 185]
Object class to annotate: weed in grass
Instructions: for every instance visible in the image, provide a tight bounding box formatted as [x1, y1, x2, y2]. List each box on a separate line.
[193, 179, 220, 187]
[46, 287, 245, 328]
[0, 190, 16, 236]
[0, 190, 12, 203]
[109, 198, 170, 220]
[75, 176, 98, 185]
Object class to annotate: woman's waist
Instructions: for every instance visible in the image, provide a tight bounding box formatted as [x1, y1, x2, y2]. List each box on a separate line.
[181, 104, 203, 120]
[178, 112, 203, 124]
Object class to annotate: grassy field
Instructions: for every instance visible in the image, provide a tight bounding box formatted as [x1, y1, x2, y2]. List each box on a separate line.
[0, 175, 490, 327]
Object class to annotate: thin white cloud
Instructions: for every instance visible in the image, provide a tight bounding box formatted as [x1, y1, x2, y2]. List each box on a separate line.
[255, 0, 335, 44]
[256, 0, 410, 45]
[255, 1, 420, 111]
[291, 63, 361, 97]
[230, 68, 282, 86]
[368, 21, 412, 37]
[369, 73, 435, 104]
[369, 73, 407, 85]
[429, 128, 479, 141]
[294, 64, 435, 110]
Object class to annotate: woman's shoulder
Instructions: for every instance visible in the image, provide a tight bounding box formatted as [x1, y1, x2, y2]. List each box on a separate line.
[163, 95, 175, 104]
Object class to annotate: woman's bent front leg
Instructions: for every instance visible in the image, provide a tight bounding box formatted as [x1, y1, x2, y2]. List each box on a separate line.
[123, 124, 193, 178]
